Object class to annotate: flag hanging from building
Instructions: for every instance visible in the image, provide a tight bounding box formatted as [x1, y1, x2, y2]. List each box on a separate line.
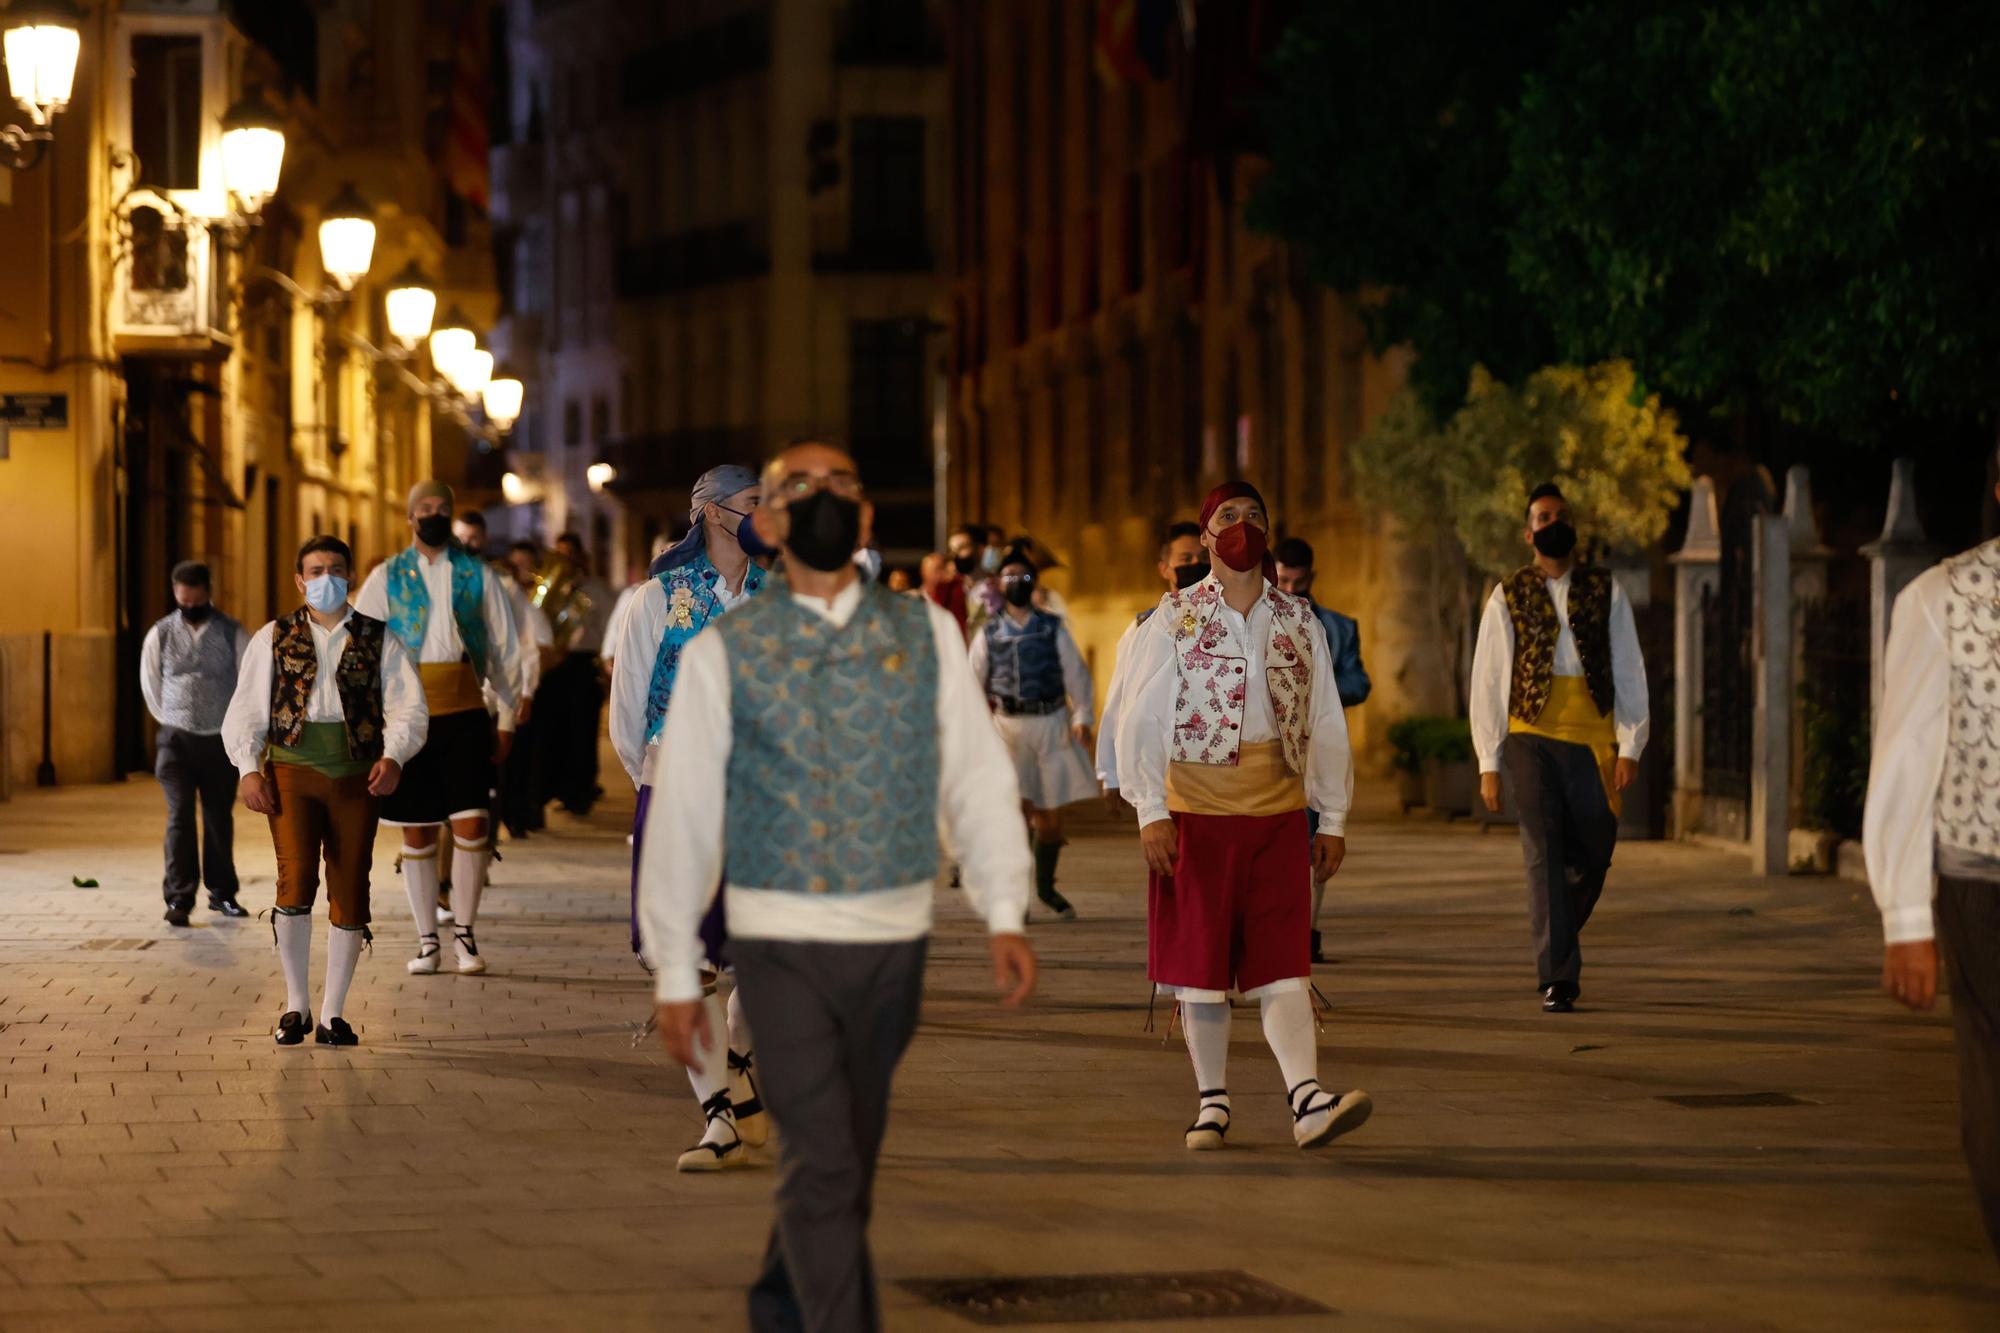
[1095, 0, 1177, 86]
[443, 0, 491, 211]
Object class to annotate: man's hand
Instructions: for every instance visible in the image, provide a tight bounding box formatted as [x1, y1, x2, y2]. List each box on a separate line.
[516, 695, 535, 726]
[1615, 757, 1639, 792]
[1312, 833, 1346, 883]
[1480, 772, 1502, 813]
[493, 729, 514, 765]
[367, 758, 402, 797]
[991, 933, 1038, 1007]
[239, 771, 278, 815]
[1102, 785, 1128, 816]
[653, 999, 710, 1069]
[1139, 818, 1178, 876]
[1071, 722, 1093, 751]
[1882, 939, 1939, 1011]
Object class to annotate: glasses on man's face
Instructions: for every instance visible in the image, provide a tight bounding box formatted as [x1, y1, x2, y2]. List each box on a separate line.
[775, 471, 864, 503]
[1000, 572, 1035, 585]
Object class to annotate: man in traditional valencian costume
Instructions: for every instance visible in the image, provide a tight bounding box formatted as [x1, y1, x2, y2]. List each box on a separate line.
[643, 440, 1035, 1330]
[1117, 481, 1371, 1153]
[609, 462, 771, 1169]
[223, 537, 426, 1046]
[968, 549, 1098, 920]
[1097, 521, 1207, 808]
[1469, 482, 1650, 1013]
[355, 481, 522, 978]
[1863, 459, 2000, 1259]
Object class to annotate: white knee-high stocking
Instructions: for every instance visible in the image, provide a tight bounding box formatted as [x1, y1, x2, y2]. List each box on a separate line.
[399, 840, 441, 943]
[451, 832, 488, 928]
[275, 911, 312, 1016]
[689, 990, 736, 1146]
[1260, 987, 1323, 1109]
[725, 984, 753, 1056]
[322, 925, 364, 1023]
[1182, 999, 1231, 1092]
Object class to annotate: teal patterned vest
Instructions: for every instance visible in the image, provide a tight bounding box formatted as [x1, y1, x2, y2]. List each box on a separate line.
[645, 551, 767, 743]
[716, 580, 940, 895]
[384, 545, 490, 677]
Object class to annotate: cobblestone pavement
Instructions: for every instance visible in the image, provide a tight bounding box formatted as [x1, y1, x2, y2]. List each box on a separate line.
[1, 763, 1995, 1331]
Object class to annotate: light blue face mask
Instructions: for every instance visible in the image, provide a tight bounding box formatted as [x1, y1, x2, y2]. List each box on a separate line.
[304, 573, 349, 613]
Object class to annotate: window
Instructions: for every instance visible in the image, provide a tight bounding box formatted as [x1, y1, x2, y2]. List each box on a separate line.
[131, 34, 203, 191]
[849, 117, 926, 257]
[590, 396, 609, 444]
[849, 320, 927, 477]
[564, 398, 582, 449]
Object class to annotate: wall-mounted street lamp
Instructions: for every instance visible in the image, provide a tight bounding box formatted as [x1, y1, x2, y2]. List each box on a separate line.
[500, 470, 535, 504]
[429, 306, 476, 383]
[384, 261, 437, 349]
[0, 0, 81, 170]
[482, 365, 524, 433]
[218, 94, 286, 216]
[316, 181, 377, 292]
[586, 462, 617, 493]
[449, 346, 494, 399]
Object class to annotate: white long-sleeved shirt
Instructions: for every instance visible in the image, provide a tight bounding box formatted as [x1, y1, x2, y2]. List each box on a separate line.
[637, 580, 1032, 1004]
[1468, 571, 1650, 774]
[1114, 592, 1353, 834]
[1096, 615, 1147, 787]
[1862, 565, 1975, 944]
[140, 616, 253, 733]
[355, 548, 521, 730]
[965, 610, 1095, 728]
[608, 568, 758, 788]
[221, 608, 428, 778]
[504, 575, 546, 700]
[599, 583, 643, 665]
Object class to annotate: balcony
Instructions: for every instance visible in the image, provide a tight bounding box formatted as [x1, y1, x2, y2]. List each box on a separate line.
[601, 427, 765, 494]
[616, 221, 770, 299]
[621, 12, 771, 110]
[835, 3, 944, 66]
[811, 211, 935, 275]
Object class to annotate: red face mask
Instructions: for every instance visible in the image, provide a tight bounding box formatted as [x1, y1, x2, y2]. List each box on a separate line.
[1210, 521, 1268, 573]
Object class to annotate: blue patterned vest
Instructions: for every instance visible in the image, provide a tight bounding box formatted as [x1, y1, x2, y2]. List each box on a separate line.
[983, 610, 1066, 704]
[644, 552, 768, 743]
[717, 581, 939, 895]
[384, 545, 490, 677]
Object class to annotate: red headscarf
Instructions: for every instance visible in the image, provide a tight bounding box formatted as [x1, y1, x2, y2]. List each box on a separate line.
[1198, 481, 1276, 582]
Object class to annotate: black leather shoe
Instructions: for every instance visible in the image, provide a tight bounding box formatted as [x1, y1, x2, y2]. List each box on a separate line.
[208, 897, 249, 918]
[164, 904, 191, 927]
[1542, 987, 1574, 1014]
[274, 1011, 312, 1046]
[1311, 930, 1326, 964]
[315, 1017, 359, 1047]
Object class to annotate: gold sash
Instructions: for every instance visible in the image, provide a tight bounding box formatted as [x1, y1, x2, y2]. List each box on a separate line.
[419, 661, 486, 717]
[1510, 675, 1621, 815]
[1165, 741, 1305, 817]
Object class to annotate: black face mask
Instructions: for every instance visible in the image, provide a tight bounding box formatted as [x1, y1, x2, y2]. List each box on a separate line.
[415, 513, 453, 548]
[952, 552, 977, 576]
[1173, 562, 1210, 591]
[785, 492, 862, 572]
[179, 602, 212, 625]
[1532, 521, 1578, 559]
[1003, 579, 1036, 608]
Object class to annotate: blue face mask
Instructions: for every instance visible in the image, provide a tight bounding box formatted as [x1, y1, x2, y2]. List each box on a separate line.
[720, 505, 775, 559]
[304, 573, 349, 614]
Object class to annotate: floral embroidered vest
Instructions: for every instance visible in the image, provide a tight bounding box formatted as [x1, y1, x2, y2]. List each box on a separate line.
[384, 545, 489, 677]
[1937, 539, 2000, 856]
[715, 580, 939, 895]
[268, 608, 388, 762]
[1164, 574, 1316, 772]
[644, 552, 768, 743]
[1501, 564, 1614, 723]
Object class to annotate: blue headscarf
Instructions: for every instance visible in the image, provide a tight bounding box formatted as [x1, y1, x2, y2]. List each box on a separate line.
[650, 463, 760, 576]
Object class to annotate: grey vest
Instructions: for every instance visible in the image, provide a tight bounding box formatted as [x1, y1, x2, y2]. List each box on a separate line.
[154, 611, 241, 733]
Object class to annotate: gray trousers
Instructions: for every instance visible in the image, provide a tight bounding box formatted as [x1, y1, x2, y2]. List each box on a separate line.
[1505, 734, 1617, 994]
[155, 727, 239, 906]
[1937, 877, 2000, 1259]
[732, 936, 928, 1333]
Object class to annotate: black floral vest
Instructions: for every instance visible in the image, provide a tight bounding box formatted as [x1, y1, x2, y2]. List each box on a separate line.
[1501, 564, 1614, 723]
[269, 608, 388, 762]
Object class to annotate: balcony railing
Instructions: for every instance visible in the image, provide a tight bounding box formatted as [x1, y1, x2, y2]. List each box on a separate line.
[616, 220, 770, 298]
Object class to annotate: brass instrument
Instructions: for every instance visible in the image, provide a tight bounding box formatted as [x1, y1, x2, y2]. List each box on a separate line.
[529, 551, 596, 654]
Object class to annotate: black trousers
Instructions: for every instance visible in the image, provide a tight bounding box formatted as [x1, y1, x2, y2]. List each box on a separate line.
[1505, 734, 1617, 994]
[539, 651, 603, 811]
[154, 727, 239, 907]
[733, 936, 928, 1333]
[1937, 876, 2000, 1260]
[500, 712, 545, 835]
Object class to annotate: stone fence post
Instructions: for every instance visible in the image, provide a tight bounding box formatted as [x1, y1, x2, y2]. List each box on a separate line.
[1669, 477, 1721, 838]
[1859, 457, 1937, 725]
[1750, 512, 1793, 876]
[1781, 465, 1831, 827]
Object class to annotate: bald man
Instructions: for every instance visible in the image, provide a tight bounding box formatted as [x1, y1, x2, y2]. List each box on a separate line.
[640, 440, 1037, 1333]
[355, 481, 522, 978]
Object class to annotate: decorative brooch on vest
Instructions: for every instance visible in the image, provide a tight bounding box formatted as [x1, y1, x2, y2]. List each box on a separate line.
[1501, 564, 1615, 723]
[269, 608, 389, 762]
